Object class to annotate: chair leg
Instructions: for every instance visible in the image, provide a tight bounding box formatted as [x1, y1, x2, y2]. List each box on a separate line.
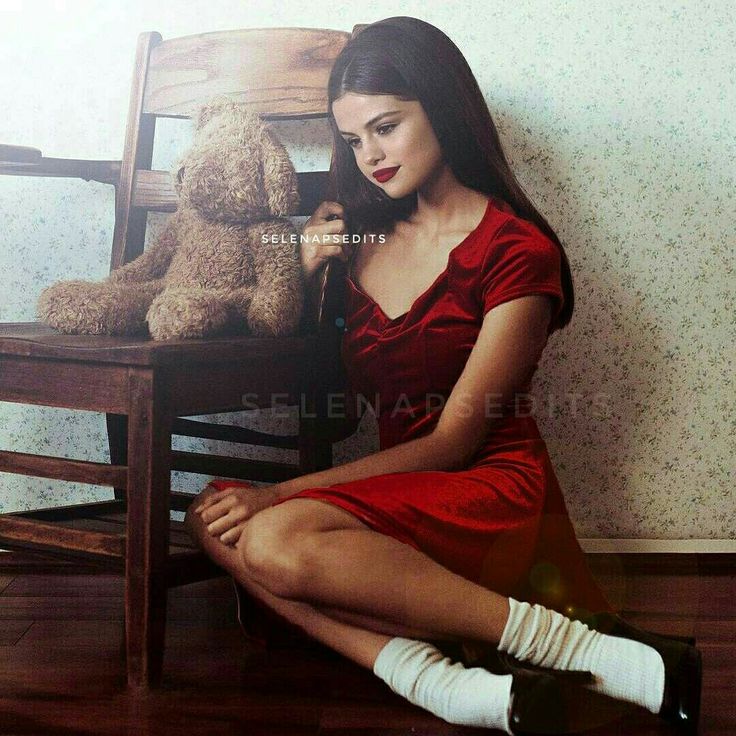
[124, 368, 171, 689]
[298, 389, 333, 473]
[106, 412, 128, 502]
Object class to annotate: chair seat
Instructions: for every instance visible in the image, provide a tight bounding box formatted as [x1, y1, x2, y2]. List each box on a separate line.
[0, 498, 226, 586]
[0, 321, 315, 366]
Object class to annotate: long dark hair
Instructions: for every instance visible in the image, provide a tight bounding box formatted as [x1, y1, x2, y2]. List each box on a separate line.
[326, 16, 574, 330]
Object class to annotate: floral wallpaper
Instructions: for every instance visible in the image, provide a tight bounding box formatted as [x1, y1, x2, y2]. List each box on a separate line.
[0, 1, 732, 541]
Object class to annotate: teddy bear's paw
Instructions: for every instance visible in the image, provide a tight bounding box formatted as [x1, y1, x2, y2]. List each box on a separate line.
[245, 309, 299, 338]
[147, 288, 233, 340]
[37, 280, 155, 336]
[245, 292, 302, 338]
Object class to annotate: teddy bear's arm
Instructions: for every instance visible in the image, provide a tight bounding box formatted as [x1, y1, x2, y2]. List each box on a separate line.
[247, 222, 304, 337]
[108, 217, 179, 284]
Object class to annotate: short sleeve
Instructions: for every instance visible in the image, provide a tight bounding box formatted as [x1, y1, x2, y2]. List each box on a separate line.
[479, 217, 565, 328]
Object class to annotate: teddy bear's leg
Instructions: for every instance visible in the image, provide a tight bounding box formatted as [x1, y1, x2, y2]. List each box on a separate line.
[244, 262, 304, 338]
[243, 285, 302, 338]
[223, 284, 300, 337]
[37, 279, 164, 336]
[146, 287, 242, 340]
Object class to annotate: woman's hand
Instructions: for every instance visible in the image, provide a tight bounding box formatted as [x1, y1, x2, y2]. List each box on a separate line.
[300, 200, 352, 281]
[193, 484, 281, 546]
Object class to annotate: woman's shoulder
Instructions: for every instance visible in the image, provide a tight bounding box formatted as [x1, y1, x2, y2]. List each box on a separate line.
[450, 197, 562, 296]
[482, 197, 558, 257]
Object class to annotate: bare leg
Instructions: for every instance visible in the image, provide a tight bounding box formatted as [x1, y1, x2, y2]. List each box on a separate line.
[185, 508, 449, 670]
[187, 496, 670, 726]
[298, 529, 512, 642]
[239, 500, 512, 644]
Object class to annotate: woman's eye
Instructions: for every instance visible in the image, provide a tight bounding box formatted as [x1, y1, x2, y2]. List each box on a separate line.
[345, 123, 395, 149]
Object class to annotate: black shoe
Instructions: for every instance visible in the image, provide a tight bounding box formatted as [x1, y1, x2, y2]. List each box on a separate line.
[574, 611, 702, 732]
[508, 666, 570, 736]
[453, 640, 593, 686]
[659, 641, 702, 733]
[606, 620, 702, 732]
[448, 625, 702, 734]
[442, 643, 590, 734]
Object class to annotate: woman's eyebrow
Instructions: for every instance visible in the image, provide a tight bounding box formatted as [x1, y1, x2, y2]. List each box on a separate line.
[338, 110, 401, 136]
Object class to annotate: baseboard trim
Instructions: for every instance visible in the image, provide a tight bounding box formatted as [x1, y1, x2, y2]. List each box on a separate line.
[580, 539, 736, 554]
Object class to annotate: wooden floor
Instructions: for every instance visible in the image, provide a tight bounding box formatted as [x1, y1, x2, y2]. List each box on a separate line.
[0, 555, 733, 735]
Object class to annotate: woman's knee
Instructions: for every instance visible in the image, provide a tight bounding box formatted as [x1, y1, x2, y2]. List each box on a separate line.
[233, 508, 305, 597]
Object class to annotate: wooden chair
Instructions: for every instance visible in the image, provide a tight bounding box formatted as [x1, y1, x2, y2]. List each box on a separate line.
[0, 25, 365, 689]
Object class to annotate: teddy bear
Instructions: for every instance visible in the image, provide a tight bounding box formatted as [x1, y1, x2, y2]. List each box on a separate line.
[36, 98, 304, 340]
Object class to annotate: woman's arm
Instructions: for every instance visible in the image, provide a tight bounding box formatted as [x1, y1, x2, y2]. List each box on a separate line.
[271, 293, 553, 499]
[271, 429, 462, 498]
[432, 294, 553, 465]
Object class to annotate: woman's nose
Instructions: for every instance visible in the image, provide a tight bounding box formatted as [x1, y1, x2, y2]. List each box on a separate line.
[362, 139, 384, 166]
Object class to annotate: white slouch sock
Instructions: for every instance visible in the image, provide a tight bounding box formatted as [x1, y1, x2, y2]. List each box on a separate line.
[372, 637, 513, 733]
[498, 598, 665, 713]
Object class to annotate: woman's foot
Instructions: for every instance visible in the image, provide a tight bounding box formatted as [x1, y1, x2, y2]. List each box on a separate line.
[498, 598, 702, 732]
[372, 636, 571, 734]
[581, 611, 701, 731]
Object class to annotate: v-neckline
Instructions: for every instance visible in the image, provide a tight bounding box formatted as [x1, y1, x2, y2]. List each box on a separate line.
[346, 197, 494, 328]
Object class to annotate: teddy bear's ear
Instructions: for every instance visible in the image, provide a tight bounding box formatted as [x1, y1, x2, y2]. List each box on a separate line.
[196, 95, 238, 131]
[259, 124, 301, 217]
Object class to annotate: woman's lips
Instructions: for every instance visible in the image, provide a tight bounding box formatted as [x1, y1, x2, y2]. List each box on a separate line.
[373, 166, 400, 182]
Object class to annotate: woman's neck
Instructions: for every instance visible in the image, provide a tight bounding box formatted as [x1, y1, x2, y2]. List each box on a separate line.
[411, 165, 488, 233]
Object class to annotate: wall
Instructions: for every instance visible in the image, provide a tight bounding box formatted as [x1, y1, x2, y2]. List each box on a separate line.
[0, 0, 733, 543]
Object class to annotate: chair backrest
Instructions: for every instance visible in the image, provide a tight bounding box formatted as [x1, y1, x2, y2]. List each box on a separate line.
[110, 26, 364, 281]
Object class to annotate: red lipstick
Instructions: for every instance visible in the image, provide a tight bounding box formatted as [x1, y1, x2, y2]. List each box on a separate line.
[373, 166, 400, 182]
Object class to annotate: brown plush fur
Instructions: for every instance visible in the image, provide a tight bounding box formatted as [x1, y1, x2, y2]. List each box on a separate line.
[37, 99, 304, 340]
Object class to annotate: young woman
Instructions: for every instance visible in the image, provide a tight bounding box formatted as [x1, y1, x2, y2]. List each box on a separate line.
[185, 17, 701, 734]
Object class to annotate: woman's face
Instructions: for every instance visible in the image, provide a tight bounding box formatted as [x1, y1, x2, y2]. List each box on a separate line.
[331, 93, 445, 198]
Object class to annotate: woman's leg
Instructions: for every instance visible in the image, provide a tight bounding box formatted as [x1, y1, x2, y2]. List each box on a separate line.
[235, 497, 513, 642]
[185, 501, 518, 733]
[227, 498, 668, 716]
[185, 501, 445, 668]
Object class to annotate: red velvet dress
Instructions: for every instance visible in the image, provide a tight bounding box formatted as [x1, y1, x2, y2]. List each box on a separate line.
[213, 195, 611, 617]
